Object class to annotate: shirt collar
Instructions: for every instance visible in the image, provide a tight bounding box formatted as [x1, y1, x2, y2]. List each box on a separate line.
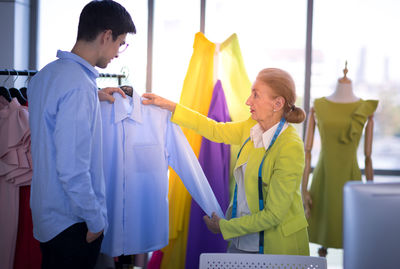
[113, 89, 143, 124]
[250, 121, 288, 150]
[56, 50, 99, 79]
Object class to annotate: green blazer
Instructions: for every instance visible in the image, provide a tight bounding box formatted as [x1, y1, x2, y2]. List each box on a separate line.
[171, 104, 309, 255]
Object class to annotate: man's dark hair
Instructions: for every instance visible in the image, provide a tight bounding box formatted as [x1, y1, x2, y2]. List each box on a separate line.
[77, 0, 136, 41]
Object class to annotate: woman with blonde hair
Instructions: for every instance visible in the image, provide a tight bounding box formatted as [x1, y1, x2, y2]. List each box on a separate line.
[142, 68, 309, 255]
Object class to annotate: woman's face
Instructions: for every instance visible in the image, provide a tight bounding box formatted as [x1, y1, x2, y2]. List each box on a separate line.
[246, 78, 277, 123]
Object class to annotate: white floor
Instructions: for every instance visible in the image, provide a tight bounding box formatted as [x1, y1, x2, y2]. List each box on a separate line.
[309, 243, 343, 269]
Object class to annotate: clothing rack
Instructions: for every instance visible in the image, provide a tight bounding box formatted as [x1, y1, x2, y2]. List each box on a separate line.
[0, 69, 126, 85]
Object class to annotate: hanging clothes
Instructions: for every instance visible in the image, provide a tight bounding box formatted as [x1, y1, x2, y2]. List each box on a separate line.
[99, 91, 223, 257]
[13, 185, 42, 269]
[0, 97, 33, 269]
[219, 33, 251, 123]
[308, 98, 378, 248]
[12, 100, 41, 269]
[185, 80, 231, 269]
[151, 32, 251, 269]
[156, 32, 216, 269]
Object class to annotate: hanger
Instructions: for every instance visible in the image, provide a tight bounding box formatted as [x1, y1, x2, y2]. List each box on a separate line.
[19, 70, 30, 100]
[338, 61, 351, 84]
[0, 87, 12, 102]
[9, 70, 27, 106]
[0, 69, 12, 102]
[120, 85, 133, 97]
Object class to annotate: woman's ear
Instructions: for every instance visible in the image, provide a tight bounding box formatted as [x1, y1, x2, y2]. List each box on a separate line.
[274, 96, 285, 111]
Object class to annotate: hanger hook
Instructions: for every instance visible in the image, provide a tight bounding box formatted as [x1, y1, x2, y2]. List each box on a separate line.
[13, 69, 19, 87]
[3, 69, 12, 86]
[24, 70, 30, 87]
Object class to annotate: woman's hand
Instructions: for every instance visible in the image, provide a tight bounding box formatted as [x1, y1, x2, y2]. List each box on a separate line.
[302, 190, 312, 219]
[142, 93, 177, 113]
[203, 212, 221, 234]
[98, 87, 126, 103]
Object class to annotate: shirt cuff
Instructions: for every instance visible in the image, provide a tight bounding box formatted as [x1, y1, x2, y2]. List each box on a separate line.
[219, 218, 231, 240]
[86, 212, 107, 233]
[171, 103, 185, 124]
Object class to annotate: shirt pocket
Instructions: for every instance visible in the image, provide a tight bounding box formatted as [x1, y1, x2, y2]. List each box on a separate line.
[132, 144, 165, 173]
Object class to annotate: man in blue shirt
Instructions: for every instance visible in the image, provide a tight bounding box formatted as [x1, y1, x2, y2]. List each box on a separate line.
[27, 1, 135, 268]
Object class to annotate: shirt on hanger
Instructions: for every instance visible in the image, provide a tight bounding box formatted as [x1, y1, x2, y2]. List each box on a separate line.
[100, 91, 224, 256]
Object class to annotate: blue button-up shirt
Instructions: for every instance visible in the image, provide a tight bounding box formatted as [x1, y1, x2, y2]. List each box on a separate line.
[27, 50, 108, 242]
[100, 90, 224, 256]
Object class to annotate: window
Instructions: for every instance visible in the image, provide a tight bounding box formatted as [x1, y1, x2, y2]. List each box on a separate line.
[311, 0, 400, 172]
[38, 0, 84, 68]
[205, 0, 307, 134]
[152, 0, 200, 102]
[102, 0, 148, 90]
[38, 0, 147, 89]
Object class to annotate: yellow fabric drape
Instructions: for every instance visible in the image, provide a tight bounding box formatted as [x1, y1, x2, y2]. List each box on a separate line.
[160, 32, 251, 269]
[160, 32, 215, 269]
[220, 33, 251, 122]
[220, 34, 252, 198]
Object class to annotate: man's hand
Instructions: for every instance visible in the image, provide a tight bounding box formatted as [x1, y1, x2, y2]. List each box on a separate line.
[98, 87, 126, 103]
[203, 212, 221, 234]
[142, 93, 177, 113]
[86, 229, 103, 243]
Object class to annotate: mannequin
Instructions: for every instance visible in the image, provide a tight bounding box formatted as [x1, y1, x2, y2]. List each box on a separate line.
[301, 62, 377, 257]
[326, 62, 360, 103]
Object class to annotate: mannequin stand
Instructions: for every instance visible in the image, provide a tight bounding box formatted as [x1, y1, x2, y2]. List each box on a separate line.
[318, 246, 328, 257]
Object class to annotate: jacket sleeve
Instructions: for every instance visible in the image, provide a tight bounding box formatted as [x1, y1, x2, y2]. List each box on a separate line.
[171, 103, 250, 146]
[165, 115, 225, 218]
[219, 137, 305, 239]
[54, 88, 106, 233]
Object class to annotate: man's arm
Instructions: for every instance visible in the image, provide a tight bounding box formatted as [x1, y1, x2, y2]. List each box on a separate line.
[54, 88, 106, 236]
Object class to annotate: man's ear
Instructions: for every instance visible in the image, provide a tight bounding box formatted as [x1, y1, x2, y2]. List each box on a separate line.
[100, 30, 112, 45]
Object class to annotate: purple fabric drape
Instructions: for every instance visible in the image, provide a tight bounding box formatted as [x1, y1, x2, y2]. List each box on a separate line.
[185, 80, 231, 269]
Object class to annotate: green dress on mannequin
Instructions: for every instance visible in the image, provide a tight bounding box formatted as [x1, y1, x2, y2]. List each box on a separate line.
[307, 97, 378, 248]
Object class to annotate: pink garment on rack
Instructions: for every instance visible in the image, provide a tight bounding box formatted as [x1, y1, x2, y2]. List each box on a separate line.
[0, 97, 33, 269]
[14, 185, 42, 269]
[147, 250, 163, 269]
